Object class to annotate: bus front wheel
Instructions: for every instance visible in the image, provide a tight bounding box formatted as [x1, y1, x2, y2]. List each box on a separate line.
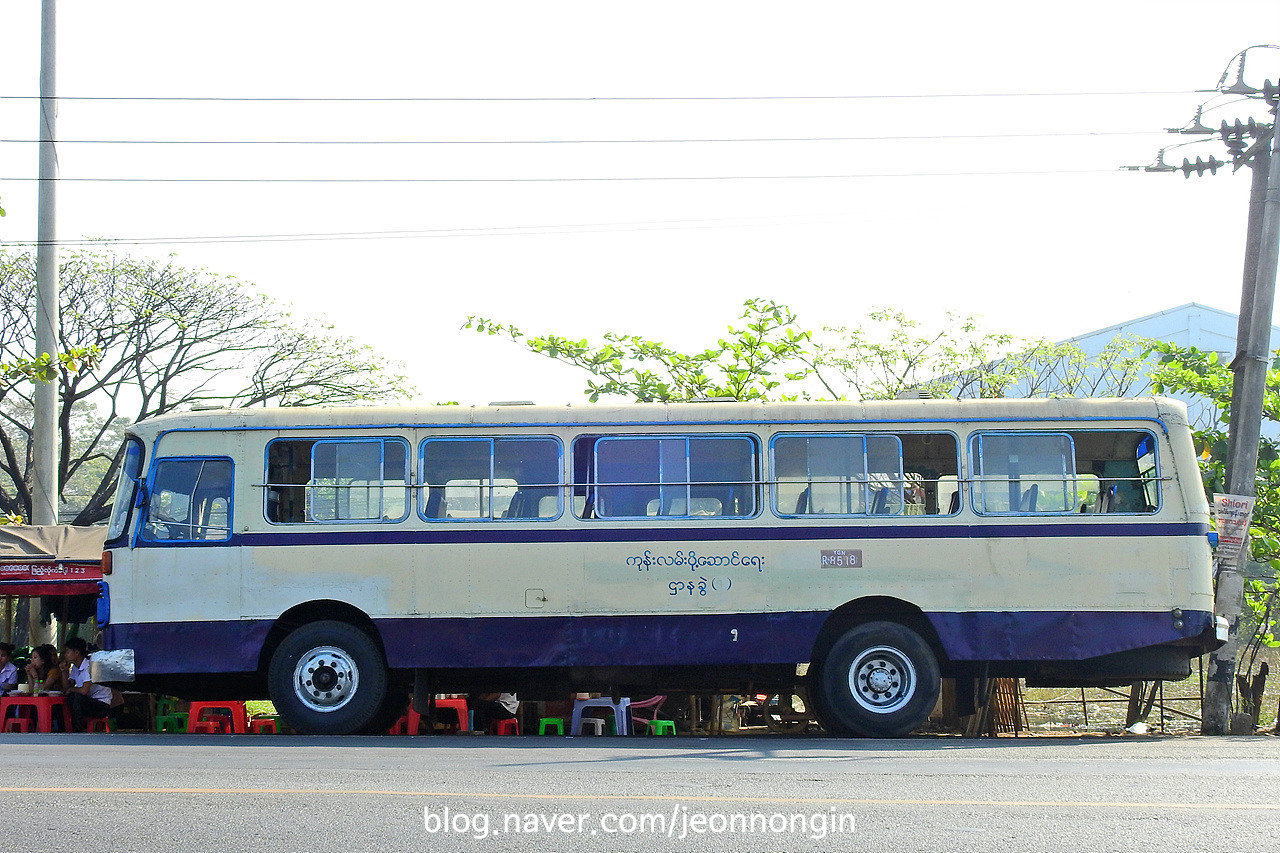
[817, 621, 940, 738]
[268, 620, 390, 735]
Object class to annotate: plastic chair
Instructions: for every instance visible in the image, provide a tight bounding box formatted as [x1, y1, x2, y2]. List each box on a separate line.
[572, 697, 631, 736]
[85, 717, 112, 733]
[187, 701, 247, 734]
[155, 713, 188, 733]
[576, 717, 605, 735]
[433, 697, 469, 731]
[538, 718, 565, 735]
[648, 719, 677, 736]
[489, 718, 520, 735]
[629, 695, 668, 734]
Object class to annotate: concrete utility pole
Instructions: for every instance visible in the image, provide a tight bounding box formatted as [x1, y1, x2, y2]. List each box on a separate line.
[1203, 105, 1280, 735]
[29, 0, 59, 646]
[31, 0, 59, 531]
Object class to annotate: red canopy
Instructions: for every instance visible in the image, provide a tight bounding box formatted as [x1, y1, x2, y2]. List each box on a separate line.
[0, 525, 105, 596]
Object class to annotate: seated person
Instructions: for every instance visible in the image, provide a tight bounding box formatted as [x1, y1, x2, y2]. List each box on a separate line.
[24, 644, 61, 693]
[62, 637, 114, 732]
[0, 643, 16, 691]
[468, 693, 517, 732]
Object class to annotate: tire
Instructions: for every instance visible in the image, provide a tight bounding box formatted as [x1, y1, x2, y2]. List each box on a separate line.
[816, 621, 940, 738]
[268, 620, 390, 735]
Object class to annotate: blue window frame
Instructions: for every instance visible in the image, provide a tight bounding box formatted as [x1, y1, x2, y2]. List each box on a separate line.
[140, 456, 233, 542]
[970, 432, 1076, 515]
[771, 433, 905, 517]
[589, 434, 757, 519]
[420, 436, 562, 521]
[106, 437, 145, 542]
[265, 437, 410, 524]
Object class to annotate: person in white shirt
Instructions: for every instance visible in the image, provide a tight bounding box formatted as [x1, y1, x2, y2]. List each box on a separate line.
[0, 643, 17, 691]
[62, 637, 114, 732]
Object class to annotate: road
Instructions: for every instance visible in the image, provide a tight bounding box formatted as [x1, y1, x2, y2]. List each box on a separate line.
[2, 732, 1277, 853]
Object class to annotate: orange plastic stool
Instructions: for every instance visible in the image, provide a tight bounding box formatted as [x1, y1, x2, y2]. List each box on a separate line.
[490, 718, 520, 735]
[84, 717, 112, 733]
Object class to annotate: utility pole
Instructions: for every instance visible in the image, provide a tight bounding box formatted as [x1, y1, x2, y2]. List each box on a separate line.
[1134, 49, 1280, 734]
[30, 0, 59, 645]
[1204, 114, 1280, 734]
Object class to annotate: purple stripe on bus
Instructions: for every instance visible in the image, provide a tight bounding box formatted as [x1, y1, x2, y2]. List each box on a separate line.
[104, 609, 1214, 674]
[924, 609, 1213, 661]
[127, 521, 1210, 549]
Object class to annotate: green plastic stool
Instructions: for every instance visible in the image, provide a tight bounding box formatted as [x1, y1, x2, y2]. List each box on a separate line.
[538, 718, 565, 735]
[155, 713, 188, 733]
[648, 719, 676, 736]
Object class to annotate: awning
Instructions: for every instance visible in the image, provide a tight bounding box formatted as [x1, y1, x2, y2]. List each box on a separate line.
[0, 525, 106, 597]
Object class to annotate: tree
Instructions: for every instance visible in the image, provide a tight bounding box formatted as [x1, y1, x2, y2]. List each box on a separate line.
[468, 299, 1152, 404]
[467, 298, 818, 402]
[0, 249, 413, 525]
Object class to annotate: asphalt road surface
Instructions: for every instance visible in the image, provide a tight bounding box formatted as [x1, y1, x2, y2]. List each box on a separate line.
[1, 732, 1277, 853]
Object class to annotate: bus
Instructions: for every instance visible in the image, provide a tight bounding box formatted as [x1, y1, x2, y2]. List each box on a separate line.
[93, 397, 1227, 737]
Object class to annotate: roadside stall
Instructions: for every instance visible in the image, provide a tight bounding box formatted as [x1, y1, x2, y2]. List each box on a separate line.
[0, 524, 105, 644]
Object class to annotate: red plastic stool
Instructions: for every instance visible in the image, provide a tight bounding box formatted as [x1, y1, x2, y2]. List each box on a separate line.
[433, 697, 469, 731]
[3, 717, 33, 733]
[490, 718, 520, 735]
[189, 720, 222, 734]
[249, 717, 278, 734]
[186, 701, 247, 734]
[388, 714, 410, 735]
[84, 717, 113, 733]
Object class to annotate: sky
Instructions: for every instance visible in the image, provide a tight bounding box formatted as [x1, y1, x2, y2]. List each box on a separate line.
[0, 1, 1278, 406]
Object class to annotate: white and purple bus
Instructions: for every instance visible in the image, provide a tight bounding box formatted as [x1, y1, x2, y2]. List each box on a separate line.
[95, 397, 1225, 736]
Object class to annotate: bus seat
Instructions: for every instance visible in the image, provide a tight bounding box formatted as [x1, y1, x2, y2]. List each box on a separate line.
[870, 489, 889, 515]
[424, 487, 447, 518]
[795, 486, 811, 514]
[1020, 484, 1039, 512]
[947, 491, 960, 514]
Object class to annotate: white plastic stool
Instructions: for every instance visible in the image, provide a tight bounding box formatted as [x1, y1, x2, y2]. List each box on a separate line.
[576, 717, 605, 736]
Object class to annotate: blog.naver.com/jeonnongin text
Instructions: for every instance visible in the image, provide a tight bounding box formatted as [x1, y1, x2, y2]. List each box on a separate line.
[424, 804, 855, 842]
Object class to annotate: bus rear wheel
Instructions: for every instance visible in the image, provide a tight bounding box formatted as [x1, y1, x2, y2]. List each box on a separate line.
[817, 621, 940, 738]
[268, 620, 390, 735]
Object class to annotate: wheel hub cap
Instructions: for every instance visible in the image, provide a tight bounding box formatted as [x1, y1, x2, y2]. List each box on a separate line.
[294, 645, 359, 713]
[849, 645, 917, 714]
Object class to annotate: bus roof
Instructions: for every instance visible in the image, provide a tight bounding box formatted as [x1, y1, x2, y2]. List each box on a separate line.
[125, 397, 1190, 439]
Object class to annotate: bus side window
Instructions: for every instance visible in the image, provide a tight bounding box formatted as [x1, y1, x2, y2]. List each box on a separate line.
[1071, 430, 1160, 515]
[266, 437, 410, 524]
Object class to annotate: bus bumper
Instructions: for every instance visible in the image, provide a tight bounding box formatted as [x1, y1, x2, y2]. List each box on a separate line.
[89, 649, 136, 683]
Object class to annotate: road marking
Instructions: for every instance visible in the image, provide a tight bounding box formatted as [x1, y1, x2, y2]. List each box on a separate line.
[0, 788, 1275, 810]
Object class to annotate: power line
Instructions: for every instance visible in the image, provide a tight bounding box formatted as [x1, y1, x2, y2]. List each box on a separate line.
[0, 166, 1116, 183]
[0, 90, 1201, 103]
[0, 130, 1166, 146]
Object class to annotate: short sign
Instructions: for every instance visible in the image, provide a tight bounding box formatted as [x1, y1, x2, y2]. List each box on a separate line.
[1213, 493, 1255, 563]
[820, 549, 862, 568]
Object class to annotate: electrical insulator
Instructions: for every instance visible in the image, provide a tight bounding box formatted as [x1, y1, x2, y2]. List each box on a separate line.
[1180, 156, 1224, 178]
[1263, 79, 1278, 108]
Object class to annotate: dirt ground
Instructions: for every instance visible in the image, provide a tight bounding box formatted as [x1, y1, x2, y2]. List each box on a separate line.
[1020, 646, 1280, 735]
